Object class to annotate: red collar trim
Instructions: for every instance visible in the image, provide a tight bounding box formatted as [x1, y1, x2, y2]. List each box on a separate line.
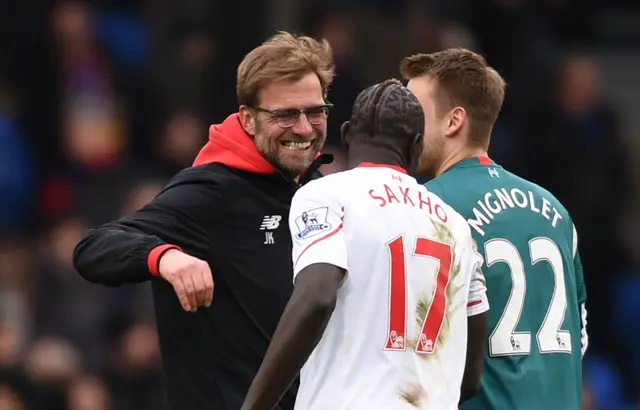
[357, 162, 408, 174]
[477, 156, 492, 164]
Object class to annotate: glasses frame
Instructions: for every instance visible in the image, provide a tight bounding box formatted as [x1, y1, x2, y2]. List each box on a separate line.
[251, 102, 334, 128]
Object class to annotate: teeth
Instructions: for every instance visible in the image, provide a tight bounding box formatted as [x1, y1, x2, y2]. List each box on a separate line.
[283, 141, 312, 149]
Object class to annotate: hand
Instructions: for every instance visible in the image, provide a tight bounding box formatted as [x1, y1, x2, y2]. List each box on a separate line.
[158, 249, 214, 311]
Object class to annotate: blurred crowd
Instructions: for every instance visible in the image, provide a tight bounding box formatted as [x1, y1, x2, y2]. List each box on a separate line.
[0, 0, 638, 409]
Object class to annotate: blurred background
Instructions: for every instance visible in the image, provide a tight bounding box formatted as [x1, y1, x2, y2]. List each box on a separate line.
[0, 0, 638, 409]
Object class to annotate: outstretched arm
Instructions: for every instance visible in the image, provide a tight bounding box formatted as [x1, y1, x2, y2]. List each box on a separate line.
[73, 173, 219, 286]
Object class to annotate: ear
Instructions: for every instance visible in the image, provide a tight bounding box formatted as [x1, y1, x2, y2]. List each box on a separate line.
[445, 106, 466, 138]
[340, 121, 351, 149]
[238, 105, 256, 136]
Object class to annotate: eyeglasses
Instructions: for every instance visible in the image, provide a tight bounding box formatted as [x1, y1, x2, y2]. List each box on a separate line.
[251, 103, 333, 128]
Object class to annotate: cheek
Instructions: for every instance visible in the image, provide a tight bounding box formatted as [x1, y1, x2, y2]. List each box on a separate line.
[314, 125, 327, 140]
[253, 134, 274, 156]
[423, 128, 436, 146]
[422, 133, 441, 159]
[256, 127, 282, 146]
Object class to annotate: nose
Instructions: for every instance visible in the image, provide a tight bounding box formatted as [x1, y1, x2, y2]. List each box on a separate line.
[291, 113, 313, 137]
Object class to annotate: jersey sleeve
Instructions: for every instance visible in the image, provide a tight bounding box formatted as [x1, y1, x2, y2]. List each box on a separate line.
[573, 224, 587, 305]
[289, 182, 348, 282]
[424, 179, 448, 202]
[573, 224, 588, 357]
[453, 218, 489, 317]
[467, 248, 490, 317]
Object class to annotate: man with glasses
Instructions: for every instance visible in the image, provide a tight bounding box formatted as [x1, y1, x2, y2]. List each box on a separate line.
[73, 32, 334, 410]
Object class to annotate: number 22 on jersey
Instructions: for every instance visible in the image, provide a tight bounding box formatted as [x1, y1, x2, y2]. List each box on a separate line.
[486, 237, 571, 356]
[383, 235, 453, 355]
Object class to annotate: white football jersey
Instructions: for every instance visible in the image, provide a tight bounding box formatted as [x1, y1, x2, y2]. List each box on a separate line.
[289, 164, 489, 410]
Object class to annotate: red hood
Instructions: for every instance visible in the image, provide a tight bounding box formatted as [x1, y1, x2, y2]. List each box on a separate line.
[193, 113, 276, 173]
[193, 113, 322, 174]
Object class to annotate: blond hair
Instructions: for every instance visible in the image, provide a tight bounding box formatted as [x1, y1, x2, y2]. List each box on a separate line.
[236, 31, 335, 106]
[400, 48, 506, 147]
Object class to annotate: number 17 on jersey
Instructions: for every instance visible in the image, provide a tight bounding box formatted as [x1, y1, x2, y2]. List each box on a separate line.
[383, 235, 453, 355]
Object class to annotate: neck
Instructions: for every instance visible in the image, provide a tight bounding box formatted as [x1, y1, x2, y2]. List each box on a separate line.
[436, 146, 488, 177]
[347, 145, 406, 171]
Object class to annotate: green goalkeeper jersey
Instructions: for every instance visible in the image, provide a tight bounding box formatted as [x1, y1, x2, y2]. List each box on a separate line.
[426, 157, 587, 410]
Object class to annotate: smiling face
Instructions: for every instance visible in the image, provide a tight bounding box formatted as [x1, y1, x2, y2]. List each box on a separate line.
[241, 72, 328, 175]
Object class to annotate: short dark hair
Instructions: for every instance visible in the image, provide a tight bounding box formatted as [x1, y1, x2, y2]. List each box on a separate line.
[400, 48, 506, 147]
[347, 79, 424, 149]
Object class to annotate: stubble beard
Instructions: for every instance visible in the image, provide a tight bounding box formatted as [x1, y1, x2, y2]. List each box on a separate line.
[255, 130, 324, 177]
[418, 135, 444, 179]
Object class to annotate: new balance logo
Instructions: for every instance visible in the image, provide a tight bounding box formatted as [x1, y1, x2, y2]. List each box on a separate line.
[260, 215, 282, 230]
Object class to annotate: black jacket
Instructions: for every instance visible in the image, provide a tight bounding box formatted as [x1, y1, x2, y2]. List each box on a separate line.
[73, 113, 332, 410]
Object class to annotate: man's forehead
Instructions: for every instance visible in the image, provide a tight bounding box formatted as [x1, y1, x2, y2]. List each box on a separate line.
[257, 74, 324, 108]
[407, 75, 437, 93]
[406, 75, 439, 110]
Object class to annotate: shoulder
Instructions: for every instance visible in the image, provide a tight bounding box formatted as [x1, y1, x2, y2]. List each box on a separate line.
[423, 176, 466, 221]
[166, 163, 235, 188]
[167, 163, 281, 196]
[441, 200, 472, 239]
[440, 203, 476, 254]
[154, 164, 240, 212]
[505, 170, 576, 248]
[424, 177, 446, 197]
[424, 168, 474, 204]
[418, 185, 470, 237]
[508, 171, 571, 218]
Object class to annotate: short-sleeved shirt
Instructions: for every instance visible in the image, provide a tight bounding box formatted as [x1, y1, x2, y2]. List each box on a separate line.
[427, 157, 586, 410]
[289, 163, 489, 410]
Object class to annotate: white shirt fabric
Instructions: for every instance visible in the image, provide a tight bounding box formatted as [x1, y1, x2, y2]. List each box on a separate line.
[289, 164, 489, 410]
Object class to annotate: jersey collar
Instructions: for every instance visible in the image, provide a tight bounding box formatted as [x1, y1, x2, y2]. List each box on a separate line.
[444, 156, 499, 173]
[357, 162, 408, 174]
